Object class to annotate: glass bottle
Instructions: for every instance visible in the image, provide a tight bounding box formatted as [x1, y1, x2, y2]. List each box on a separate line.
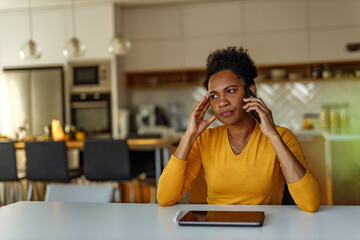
[330, 104, 340, 134]
[340, 103, 350, 133]
[321, 104, 330, 131]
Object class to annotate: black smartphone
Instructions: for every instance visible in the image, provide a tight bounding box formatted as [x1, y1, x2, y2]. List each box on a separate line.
[244, 87, 261, 123]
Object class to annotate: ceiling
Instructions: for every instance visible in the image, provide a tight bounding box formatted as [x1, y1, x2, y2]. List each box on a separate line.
[0, 0, 212, 11]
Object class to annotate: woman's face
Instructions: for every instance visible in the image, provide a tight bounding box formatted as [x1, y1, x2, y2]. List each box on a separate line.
[208, 69, 249, 126]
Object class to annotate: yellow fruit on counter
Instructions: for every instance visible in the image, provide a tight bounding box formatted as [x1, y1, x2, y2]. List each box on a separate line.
[75, 131, 86, 141]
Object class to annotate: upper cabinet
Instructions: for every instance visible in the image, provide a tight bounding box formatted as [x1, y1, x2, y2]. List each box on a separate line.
[309, 0, 360, 61]
[0, 4, 114, 67]
[244, 1, 307, 32]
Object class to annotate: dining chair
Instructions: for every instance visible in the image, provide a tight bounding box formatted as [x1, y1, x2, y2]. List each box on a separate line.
[25, 141, 82, 201]
[281, 183, 296, 205]
[44, 183, 114, 203]
[83, 139, 133, 202]
[0, 142, 25, 205]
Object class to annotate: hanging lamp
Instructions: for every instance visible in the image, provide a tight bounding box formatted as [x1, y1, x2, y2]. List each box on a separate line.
[63, 0, 85, 57]
[19, 0, 42, 60]
[108, 6, 131, 55]
[108, 36, 131, 55]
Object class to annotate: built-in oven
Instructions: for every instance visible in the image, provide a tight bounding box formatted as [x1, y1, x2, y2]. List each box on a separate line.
[70, 92, 111, 138]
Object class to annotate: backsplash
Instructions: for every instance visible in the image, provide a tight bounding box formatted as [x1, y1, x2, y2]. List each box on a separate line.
[129, 79, 360, 132]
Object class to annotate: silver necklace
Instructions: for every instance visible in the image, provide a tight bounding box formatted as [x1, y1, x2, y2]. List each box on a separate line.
[229, 142, 242, 155]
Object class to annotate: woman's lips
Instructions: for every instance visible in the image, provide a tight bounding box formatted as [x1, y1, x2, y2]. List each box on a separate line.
[220, 110, 234, 117]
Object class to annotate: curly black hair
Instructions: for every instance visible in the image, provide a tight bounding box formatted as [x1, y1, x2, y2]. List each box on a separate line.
[203, 46, 258, 90]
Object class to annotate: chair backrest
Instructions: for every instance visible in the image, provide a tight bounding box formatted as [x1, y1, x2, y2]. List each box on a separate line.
[25, 141, 69, 181]
[0, 142, 18, 181]
[83, 139, 131, 181]
[45, 183, 114, 203]
[282, 183, 296, 205]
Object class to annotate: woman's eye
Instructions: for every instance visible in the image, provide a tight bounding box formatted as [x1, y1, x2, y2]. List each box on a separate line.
[227, 89, 235, 94]
[210, 94, 217, 99]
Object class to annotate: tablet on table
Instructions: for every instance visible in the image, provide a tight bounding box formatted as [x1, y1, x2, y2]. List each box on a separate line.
[178, 210, 265, 227]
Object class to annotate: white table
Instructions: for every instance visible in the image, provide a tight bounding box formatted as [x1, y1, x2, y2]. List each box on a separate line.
[1, 202, 359, 239]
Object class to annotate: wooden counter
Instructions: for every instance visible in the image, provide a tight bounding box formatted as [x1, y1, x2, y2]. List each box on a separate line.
[14, 138, 176, 151]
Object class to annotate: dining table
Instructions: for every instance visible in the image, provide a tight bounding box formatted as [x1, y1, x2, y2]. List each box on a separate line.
[0, 201, 359, 239]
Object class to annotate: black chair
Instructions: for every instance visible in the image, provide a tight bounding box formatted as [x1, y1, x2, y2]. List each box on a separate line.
[25, 141, 82, 200]
[282, 182, 296, 205]
[0, 142, 25, 205]
[83, 139, 133, 202]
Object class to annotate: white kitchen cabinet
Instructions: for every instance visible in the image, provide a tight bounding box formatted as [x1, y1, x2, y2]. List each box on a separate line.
[310, 27, 360, 61]
[74, 4, 113, 59]
[183, 35, 243, 68]
[310, 0, 360, 28]
[244, 0, 307, 32]
[0, 3, 114, 67]
[123, 6, 181, 40]
[124, 39, 184, 71]
[0, 12, 33, 66]
[182, 1, 242, 37]
[244, 31, 308, 64]
[33, 9, 67, 62]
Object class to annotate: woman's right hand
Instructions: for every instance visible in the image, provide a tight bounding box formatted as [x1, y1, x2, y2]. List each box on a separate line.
[185, 95, 216, 139]
[174, 95, 216, 161]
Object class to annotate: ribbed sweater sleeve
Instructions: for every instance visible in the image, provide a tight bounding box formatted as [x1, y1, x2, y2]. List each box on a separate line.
[280, 128, 321, 213]
[157, 143, 202, 206]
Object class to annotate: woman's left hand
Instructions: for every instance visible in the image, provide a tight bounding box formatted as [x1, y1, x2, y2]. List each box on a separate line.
[243, 97, 279, 138]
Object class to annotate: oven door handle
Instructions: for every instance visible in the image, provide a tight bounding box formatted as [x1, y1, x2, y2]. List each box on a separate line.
[71, 101, 108, 109]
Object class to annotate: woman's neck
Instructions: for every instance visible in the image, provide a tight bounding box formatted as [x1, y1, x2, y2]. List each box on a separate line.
[227, 117, 256, 143]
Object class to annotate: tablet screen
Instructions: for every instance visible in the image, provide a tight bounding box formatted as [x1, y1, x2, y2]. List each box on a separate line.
[178, 211, 265, 227]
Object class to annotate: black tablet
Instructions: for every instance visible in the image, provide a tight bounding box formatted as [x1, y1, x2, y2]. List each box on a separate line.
[178, 210, 265, 227]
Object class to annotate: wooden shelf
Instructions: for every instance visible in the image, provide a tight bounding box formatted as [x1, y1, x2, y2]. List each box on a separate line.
[125, 60, 360, 88]
[125, 68, 205, 88]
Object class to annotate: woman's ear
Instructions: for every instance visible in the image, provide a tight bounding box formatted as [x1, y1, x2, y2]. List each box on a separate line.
[249, 85, 256, 96]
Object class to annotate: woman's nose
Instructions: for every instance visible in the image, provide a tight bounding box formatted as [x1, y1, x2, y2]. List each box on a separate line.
[218, 95, 229, 107]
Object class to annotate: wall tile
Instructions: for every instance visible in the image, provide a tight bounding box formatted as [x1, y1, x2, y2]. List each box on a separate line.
[130, 79, 360, 132]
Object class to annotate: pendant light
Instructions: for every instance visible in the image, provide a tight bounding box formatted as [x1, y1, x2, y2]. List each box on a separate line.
[63, 0, 86, 57]
[19, 0, 42, 60]
[108, 6, 131, 55]
[108, 36, 131, 55]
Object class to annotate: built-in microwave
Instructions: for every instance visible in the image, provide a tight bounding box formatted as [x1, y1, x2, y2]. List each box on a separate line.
[68, 60, 111, 93]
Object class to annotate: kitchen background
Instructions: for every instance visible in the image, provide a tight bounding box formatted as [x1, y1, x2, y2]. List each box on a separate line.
[0, 0, 360, 205]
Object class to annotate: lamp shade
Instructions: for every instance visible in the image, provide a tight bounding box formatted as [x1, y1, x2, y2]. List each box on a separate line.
[63, 37, 86, 57]
[19, 39, 42, 59]
[108, 36, 131, 55]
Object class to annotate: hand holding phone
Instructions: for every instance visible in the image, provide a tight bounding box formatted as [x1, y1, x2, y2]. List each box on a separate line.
[244, 87, 261, 123]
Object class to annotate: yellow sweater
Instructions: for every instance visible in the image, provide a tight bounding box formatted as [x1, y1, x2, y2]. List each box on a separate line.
[157, 123, 321, 213]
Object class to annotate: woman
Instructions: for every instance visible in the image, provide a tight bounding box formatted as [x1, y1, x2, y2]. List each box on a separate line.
[157, 47, 321, 213]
